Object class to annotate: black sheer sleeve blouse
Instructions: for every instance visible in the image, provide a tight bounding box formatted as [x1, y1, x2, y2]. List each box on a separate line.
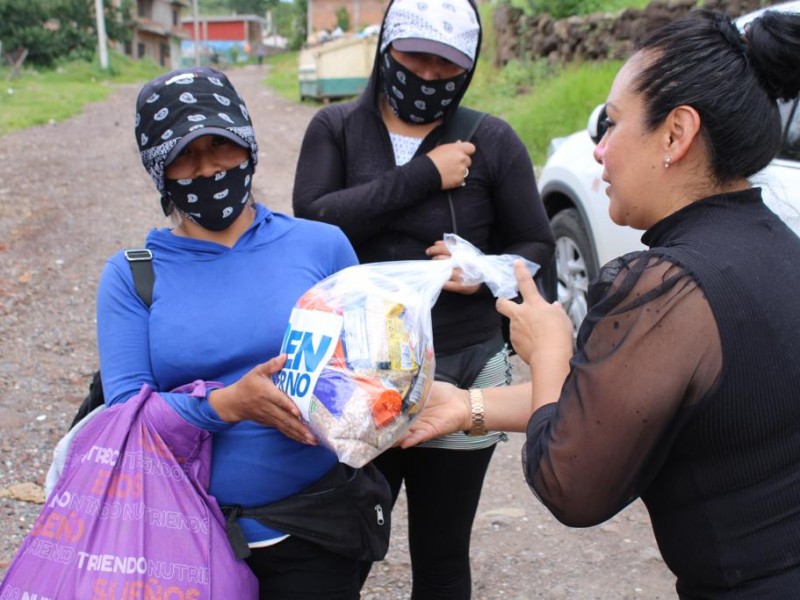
[523, 252, 722, 526]
[522, 189, 800, 595]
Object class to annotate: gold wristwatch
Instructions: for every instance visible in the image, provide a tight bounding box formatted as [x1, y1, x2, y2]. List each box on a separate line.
[466, 388, 487, 436]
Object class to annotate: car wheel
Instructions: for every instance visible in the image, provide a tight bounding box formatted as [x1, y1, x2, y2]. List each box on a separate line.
[551, 208, 597, 338]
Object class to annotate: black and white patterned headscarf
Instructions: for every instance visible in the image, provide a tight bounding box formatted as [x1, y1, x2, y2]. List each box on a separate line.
[380, 0, 480, 69]
[134, 67, 258, 196]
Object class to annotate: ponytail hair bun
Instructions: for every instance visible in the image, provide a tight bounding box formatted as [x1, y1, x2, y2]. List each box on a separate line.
[632, 8, 794, 183]
[745, 9, 800, 101]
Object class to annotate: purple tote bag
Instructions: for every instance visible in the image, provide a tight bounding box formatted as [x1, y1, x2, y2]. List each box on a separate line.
[0, 383, 258, 599]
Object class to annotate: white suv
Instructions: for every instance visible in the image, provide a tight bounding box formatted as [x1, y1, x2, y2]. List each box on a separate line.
[538, 1, 800, 334]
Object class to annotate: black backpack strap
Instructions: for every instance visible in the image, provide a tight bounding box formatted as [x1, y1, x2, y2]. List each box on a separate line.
[124, 248, 154, 308]
[440, 106, 488, 145]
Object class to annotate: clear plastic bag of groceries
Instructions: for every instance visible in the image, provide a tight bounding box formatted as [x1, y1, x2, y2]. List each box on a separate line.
[273, 233, 540, 467]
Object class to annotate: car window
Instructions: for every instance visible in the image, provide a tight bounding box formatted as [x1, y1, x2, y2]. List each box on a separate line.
[779, 99, 800, 161]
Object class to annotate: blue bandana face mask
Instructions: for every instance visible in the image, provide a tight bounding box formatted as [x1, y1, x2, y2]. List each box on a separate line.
[380, 51, 468, 125]
[164, 159, 254, 231]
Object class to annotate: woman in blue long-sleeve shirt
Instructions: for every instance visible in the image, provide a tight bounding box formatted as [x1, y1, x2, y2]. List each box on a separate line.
[97, 66, 362, 599]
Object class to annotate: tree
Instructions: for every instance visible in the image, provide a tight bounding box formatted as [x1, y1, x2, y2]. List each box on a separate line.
[229, 0, 265, 14]
[335, 5, 350, 31]
[0, 0, 132, 68]
[290, 0, 307, 49]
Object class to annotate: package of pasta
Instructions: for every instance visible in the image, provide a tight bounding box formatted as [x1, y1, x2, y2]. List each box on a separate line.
[274, 233, 540, 468]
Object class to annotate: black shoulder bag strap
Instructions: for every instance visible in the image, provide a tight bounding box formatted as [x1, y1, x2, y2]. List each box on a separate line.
[124, 248, 155, 307]
[440, 106, 487, 145]
[440, 107, 487, 235]
[68, 249, 154, 430]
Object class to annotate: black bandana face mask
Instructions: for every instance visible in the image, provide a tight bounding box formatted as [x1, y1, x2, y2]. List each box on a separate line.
[164, 159, 254, 231]
[380, 51, 468, 125]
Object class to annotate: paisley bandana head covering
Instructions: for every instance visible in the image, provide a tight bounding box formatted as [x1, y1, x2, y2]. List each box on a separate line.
[380, 50, 468, 124]
[164, 159, 254, 231]
[380, 0, 480, 70]
[134, 67, 258, 199]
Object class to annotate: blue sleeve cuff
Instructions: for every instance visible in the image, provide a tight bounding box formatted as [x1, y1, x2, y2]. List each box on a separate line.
[167, 380, 234, 432]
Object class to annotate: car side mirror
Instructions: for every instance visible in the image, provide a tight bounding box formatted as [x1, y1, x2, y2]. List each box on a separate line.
[588, 104, 608, 145]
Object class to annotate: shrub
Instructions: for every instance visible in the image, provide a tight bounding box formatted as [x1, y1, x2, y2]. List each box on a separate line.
[527, 0, 603, 19]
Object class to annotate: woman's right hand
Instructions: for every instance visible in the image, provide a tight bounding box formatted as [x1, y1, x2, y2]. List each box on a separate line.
[427, 141, 476, 190]
[399, 381, 471, 447]
[208, 355, 318, 445]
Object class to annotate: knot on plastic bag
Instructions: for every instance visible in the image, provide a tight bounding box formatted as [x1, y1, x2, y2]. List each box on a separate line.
[444, 233, 540, 299]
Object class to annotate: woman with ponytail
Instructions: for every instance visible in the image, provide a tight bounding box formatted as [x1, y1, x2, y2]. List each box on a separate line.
[404, 7, 800, 597]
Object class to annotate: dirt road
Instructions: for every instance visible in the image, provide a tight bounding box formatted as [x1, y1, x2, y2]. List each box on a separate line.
[0, 65, 676, 598]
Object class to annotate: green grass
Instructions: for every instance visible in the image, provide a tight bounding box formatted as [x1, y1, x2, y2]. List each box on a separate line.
[262, 51, 305, 103]
[464, 58, 621, 165]
[464, 1, 621, 164]
[0, 53, 165, 136]
[600, 0, 650, 11]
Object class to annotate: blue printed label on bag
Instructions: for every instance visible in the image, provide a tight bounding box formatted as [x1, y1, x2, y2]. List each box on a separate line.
[312, 368, 355, 417]
[274, 308, 343, 418]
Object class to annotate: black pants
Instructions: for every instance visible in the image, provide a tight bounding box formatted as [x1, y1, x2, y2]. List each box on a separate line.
[246, 535, 360, 599]
[360, 443, 497, 599]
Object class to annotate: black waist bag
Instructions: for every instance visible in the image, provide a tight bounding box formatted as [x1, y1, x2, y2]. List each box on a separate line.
[434, 330, 505, 388]
[221, 462, 391, 562]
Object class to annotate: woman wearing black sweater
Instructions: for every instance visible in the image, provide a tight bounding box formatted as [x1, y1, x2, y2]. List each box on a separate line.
[292, 0, 554, 596]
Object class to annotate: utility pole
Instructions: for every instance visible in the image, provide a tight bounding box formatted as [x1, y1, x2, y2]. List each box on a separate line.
[307, 0, 312, 42]
[94, 0, 109, 69]
[192, 0, 201, 66]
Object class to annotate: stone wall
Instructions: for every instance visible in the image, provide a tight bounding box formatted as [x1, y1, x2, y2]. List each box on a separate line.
[492, 0, 781, 66]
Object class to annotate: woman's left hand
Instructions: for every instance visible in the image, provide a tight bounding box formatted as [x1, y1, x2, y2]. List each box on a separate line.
[426, 240, 481, 295]
[399, 381, 470, 447]
[208, 355, 318, 445]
